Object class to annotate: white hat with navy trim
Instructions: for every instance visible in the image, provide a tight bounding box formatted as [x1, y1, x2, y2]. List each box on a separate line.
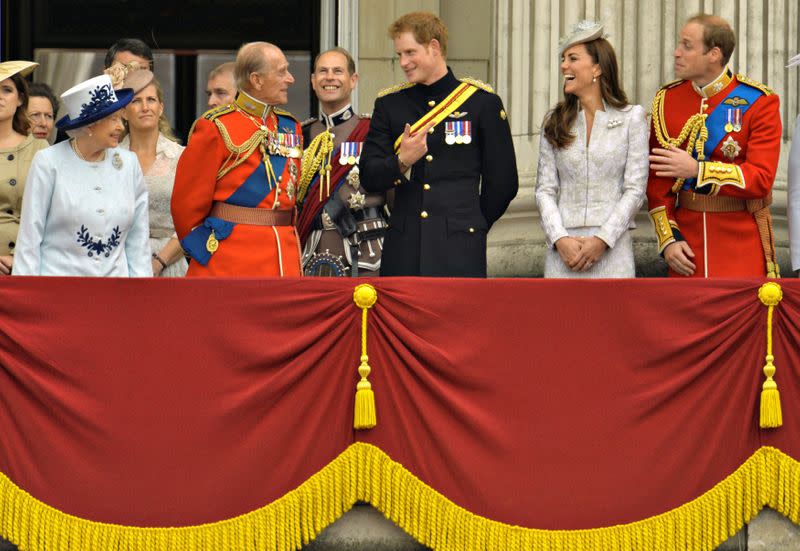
[56, 74, 133, 131]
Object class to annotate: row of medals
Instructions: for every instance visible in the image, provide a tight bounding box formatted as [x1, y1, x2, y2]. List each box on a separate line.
[266, 130, 302, 159]
[724, 108, 742, 133]
[445, 121, 472, 145]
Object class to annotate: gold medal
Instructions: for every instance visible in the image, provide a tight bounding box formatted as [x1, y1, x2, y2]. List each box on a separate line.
[724, 122, 733, 133]
[455, 135, 464, 144]
[206, 230, 219, 253]
[348, 155, 356, 165]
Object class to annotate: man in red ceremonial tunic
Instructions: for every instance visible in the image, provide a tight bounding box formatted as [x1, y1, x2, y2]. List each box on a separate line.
[171, 42, 303, 276]
[647, 14, 781, 278]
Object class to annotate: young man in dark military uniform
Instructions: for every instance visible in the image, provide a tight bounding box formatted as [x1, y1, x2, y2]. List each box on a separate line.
[359, 11, 518, 277]
[297, 47, 388, 277]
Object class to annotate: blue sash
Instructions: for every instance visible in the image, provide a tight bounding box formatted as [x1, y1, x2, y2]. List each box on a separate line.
[180, 217, 234, 266]
[226, 113, 296, 206]
[683, 82, 762, 191]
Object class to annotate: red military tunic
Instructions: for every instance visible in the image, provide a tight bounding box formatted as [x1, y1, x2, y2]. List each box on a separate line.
[172, 92, 302, 276]
[646, 69, 782, 277]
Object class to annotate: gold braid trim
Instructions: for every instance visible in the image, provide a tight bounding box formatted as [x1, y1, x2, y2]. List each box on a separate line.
[213, 119, 268, 181]
[297, 129, 334, 204]
[0, 443, 798, 549]
[651, 89, 709, 192]
[377, 81, 415, 98]
[460, 77, 494, 94]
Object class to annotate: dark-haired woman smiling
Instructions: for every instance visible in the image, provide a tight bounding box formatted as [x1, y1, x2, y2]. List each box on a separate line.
[535, 21, 648, 278]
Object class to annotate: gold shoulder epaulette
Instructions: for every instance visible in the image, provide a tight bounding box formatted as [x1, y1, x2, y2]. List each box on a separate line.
[201, 104, 235, 121]
[377, 82, 415, 98]
[460, 77, 494, 94]
[359, 113, 372, 119]
[660, 78, 684, 90]
[736, 74, 774, 95]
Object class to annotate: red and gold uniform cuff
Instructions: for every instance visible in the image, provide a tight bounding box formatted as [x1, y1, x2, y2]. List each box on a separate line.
[696, 161, 745, 195]
[649, 206, 677, 253]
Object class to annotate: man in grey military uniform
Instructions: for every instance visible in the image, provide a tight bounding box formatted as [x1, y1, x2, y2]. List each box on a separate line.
[297, 47, 387, 277]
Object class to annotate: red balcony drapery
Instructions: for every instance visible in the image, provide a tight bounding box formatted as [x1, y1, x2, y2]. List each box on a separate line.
[0, 277, 797, 549]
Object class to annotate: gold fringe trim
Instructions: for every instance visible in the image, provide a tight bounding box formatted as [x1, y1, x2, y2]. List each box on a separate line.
[0, 444, 797, 550]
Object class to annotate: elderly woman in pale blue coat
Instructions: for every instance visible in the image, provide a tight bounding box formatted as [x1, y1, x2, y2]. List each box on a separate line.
[14, 74, 151, 277]
[535, 21, 648, 278]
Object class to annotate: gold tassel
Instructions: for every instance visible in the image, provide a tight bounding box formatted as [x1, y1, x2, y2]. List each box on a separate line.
[353, 284, 378, 430]
[757, 282, 783, 428]
[297, 129, 333, 204]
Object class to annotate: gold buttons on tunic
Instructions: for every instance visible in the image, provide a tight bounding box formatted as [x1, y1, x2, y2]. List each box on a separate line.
[394, 178, 402, 185]
[423, 184, 431, 191]
[428, 100, 436, 107]
[428, 127, 435, 134]
[420, 211, 429, 218]
[425, 154, 433, 162]
[469, 228, 475, 233]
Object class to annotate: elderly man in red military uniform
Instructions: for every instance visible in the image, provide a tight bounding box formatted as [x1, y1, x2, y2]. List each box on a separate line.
[647, 14, 781, 278]
[171, 41, 302, 276]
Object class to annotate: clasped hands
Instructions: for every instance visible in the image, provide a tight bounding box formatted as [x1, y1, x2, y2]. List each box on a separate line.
[555, 236, 607, 272]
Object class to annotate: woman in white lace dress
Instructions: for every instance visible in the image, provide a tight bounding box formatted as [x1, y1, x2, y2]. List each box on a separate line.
[120, 76, 187, 277]
[535, 21, 648, 278]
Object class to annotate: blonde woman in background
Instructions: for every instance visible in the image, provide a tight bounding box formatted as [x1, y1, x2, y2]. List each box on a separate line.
[0, 61, 48, 275]
[120, 72, 187, 277]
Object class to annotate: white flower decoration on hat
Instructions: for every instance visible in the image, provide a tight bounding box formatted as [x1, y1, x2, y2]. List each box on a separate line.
[558, 20, 609, 55]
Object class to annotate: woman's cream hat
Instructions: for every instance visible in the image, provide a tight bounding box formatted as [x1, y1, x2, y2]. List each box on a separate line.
[559, 20, 608, 55]
[0, 61, 38, 82]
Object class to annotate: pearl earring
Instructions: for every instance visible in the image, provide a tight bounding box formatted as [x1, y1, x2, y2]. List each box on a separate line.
[592, 76, 597, 83]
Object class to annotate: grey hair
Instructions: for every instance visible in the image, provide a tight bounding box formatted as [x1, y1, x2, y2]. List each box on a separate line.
[235, 42, 279, 90]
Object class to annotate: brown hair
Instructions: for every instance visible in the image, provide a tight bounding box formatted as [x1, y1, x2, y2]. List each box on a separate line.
[542, 38, 629, 149]
[388, 11, 448, 58]
[8, 74, 31, 135]
[208, 61, 236, 81]
[686, 14, 736, 66]
[314, 47, 356, 75]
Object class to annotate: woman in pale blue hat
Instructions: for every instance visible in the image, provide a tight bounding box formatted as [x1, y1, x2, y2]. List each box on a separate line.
[0, 60, 49, 275]
[13, 74, 152, 276]
[535, 21, 649, 278]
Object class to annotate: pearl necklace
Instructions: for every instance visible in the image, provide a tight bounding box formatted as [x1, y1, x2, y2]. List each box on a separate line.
[71, 138, 106, 163]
